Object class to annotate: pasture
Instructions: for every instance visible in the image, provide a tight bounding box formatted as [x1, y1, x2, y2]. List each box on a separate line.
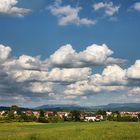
[0, 121, 140, 140]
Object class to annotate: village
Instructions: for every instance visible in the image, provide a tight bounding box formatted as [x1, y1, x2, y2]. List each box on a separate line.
[0, 105, 140, 123]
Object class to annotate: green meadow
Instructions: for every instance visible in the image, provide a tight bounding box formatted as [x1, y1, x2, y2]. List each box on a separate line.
[0, 121, 140, 140]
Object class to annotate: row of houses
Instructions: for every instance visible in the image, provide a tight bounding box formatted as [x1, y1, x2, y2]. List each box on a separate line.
[0, 110, 139, 121]
[0, 110, 104, 121]
[0, 110, 66, 118]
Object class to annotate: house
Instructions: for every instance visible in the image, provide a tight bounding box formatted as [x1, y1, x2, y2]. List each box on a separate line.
[25, 110, 33, 116]
[80, 113, 86, 120]
[57, 112, 70, 119]
[85, 114, 104, 122]
[96, 115, 104, 121]
[121, 112, 140, 115]
[45, 111, 54, 117]
[12, 110, 17, 115]
[120, 111, 139, 118]
[106, 112, 112, 116]
[0, 110, 6, 116]
[85, 116, 96, 121]
[33, 111, 40, 118]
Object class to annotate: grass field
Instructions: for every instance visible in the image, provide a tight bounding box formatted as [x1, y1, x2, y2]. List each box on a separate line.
[0, 121, 140, 140]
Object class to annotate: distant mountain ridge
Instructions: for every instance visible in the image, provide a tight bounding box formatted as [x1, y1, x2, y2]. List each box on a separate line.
[92, 103, 140, 112]
[35, 104, 87, 111]
[35, 103, 140, 112]
[0, 106, 31, 111]
[1, 103, 140, 112]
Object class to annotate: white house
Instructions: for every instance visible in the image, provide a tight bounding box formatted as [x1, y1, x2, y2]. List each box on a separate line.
[106, 112, 112, 116]
[0, 111, 6, 115]
[85, 116, 96, 121]
[85, 115, 104, 122]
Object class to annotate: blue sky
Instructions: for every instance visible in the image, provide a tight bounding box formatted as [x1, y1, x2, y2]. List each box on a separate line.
[0, 0, 140, 107]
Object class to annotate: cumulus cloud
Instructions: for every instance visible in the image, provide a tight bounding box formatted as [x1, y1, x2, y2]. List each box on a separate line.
[93, 2, 120, 16]
[64, 61, 140, 97]
[28, 82, 54, 93]
[0, 43, 140, 106]
[47, 67, 91, 83]
[64, 79, 126, 96]
[0, 44, 11, 62]
[91, 65, 127, 86]
[129, 87, 140, 94]
[64, 65, 127, 96]
[48, 44, 126, 68]
[126, 60, 140, 79]
[130, 2, 140, 11]
[10, 70, 49, 82]
[0, 0, 31, 17]
[48, 1, 96, 26]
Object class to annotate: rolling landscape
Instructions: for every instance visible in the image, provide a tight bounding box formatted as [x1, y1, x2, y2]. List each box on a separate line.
[35, 103, 140, 111]
[0, 0, 140, 140]
[1, 103, 140, 112]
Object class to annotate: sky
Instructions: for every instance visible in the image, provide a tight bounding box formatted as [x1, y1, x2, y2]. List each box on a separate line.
[0, 0, 140, 107]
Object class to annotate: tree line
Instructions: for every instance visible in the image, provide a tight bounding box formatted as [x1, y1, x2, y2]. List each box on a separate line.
[0, 106, 140, 123]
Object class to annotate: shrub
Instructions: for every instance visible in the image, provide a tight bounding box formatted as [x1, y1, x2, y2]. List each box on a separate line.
[38, 117, 48, 123]
[48, 116, 61, 123]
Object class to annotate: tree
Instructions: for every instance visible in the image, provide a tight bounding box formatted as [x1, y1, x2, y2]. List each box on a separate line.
[96, 110, 106, 116]
[10, 105, 19, 111]
[70, 110, 81, 121]
[8, 111, 14, 119]
[39, 110, 45, 117]
[53, 111, 57, 116]
[20, 113, 28, 121]
[48, 116, 61, 123]
[138, 113, 140, 120]
[10, 105, 22, 115]
[113, 111, 120, 115]
[38, 117, 48, 123]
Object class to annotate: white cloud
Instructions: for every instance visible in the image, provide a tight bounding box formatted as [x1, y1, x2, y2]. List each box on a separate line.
[28, 82, 54, 93]
[131, 2, 140, 11]
[0, 44, 11, 62]
[126, 60, 140, 79]
[11, 70, 49, 82]
[16, 55, 42, 70]
[48, 1, 96, 26]
[10, 67, 91, 83]
[129, 87, 140, 94]
[48, 67, 91, 83]
[64, 79, 126, 96]
[91, 65, 127, 86]
[64, 65, 127, 96]
[48, 44, 126, 68]
[64, 61, 140, 97]
[93, 2, 120, 16]
[1, 43, 140, 105]
[0, 0, 31, 17]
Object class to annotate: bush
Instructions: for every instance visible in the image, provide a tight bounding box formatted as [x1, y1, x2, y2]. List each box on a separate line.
[48, 116, 61, 123]
[89, 119, 93, 122]
[70, 110, 81, 121]
[38, 117, 48, 123]
[107, 115, 138, 122]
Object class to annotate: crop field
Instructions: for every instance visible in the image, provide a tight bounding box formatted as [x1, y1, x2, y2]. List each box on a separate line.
[0, 121, 140, 140]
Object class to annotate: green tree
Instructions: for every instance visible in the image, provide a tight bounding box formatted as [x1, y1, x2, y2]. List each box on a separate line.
[70, 110, 81, 121]
[38, 117, 48, 123]
[20, 113, 28, 121]
[138, 113, 140, 120]
[10, 105, 19, 111]
[39, 110, 45, 117]
[96, 110, 106, 116]
[8, 111, 14, 119]
[10, 105, 22, 115]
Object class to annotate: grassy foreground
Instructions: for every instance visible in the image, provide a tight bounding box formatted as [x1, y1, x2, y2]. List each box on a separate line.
[0, 121, 140, 140]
